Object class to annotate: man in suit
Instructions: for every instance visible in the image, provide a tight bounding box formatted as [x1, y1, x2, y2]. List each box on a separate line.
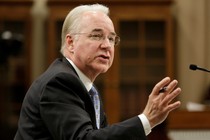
[14, 4, 181, 140]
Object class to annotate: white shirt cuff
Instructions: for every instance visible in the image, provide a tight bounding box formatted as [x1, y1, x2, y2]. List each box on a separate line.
[138, 114, 151, 135]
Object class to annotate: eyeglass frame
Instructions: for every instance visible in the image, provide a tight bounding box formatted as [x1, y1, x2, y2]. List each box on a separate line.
[70, 30, 120, 46]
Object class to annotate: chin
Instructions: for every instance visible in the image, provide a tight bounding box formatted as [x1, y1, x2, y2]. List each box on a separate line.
[98, 66, 109, 74]
[93, 62, 111, 73]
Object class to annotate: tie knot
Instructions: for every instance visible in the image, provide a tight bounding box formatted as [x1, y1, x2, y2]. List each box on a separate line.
[89, 86, 98, 96]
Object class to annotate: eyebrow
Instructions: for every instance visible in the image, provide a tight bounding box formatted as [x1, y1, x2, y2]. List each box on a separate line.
[91, 28, 116, 36]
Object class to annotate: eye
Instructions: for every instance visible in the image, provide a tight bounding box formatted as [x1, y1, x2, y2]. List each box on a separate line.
[108, 36, 115, 43]
[89, 33, 103, 40]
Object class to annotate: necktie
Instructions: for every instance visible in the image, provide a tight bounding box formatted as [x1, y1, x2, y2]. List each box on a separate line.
[89, 86, 100, 129]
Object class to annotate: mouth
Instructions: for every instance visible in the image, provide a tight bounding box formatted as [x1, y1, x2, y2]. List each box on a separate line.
[100, 55, 109, 59]
[97, 54, 110, 62]
[97, 54, 109, 59]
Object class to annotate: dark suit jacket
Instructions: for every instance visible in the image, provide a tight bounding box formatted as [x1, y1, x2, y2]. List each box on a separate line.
[14, 58, 146, 140]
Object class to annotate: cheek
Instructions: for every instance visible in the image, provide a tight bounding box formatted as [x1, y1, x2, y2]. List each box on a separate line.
[75, 44, 94, 60]
[111, 48, 115, 58]
[109, 49, 115, 65]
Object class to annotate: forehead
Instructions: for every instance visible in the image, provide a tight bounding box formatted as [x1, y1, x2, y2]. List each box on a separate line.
[80, 11, 115, 33]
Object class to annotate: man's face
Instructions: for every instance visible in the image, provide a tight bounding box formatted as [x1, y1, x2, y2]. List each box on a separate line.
[67, 11, 116, 80]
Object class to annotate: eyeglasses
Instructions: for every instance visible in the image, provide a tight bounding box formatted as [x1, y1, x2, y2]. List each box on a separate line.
[72, 32, 120, 46]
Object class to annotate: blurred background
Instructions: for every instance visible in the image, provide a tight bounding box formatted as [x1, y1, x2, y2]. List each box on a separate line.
[0, 0, 210, 140]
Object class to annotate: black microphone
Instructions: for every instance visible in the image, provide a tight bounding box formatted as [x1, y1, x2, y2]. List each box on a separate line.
[189, 64, 210, 73]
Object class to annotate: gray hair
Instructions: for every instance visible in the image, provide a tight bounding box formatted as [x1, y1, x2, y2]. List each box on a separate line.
[60, 4, 109, 55]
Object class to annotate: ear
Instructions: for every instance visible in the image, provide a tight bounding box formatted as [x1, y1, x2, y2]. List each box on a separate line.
[66, 34, 74, 53]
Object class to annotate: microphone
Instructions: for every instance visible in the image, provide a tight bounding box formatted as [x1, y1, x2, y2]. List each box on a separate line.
[189, 64, 210, 73]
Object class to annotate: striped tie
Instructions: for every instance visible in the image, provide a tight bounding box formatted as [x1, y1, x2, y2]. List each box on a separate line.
[89, 86, 100, 129]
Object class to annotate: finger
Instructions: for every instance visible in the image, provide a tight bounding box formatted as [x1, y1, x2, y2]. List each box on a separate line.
[152, 77, 171, 95]
[162, 87, 181, 106]
[165, 100, 181, 113]
[158, 80, 178, 101]
[164, 80, 178, 94]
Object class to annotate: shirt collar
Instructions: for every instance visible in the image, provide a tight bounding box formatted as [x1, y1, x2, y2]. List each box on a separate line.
[66, 57, 92, 91]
